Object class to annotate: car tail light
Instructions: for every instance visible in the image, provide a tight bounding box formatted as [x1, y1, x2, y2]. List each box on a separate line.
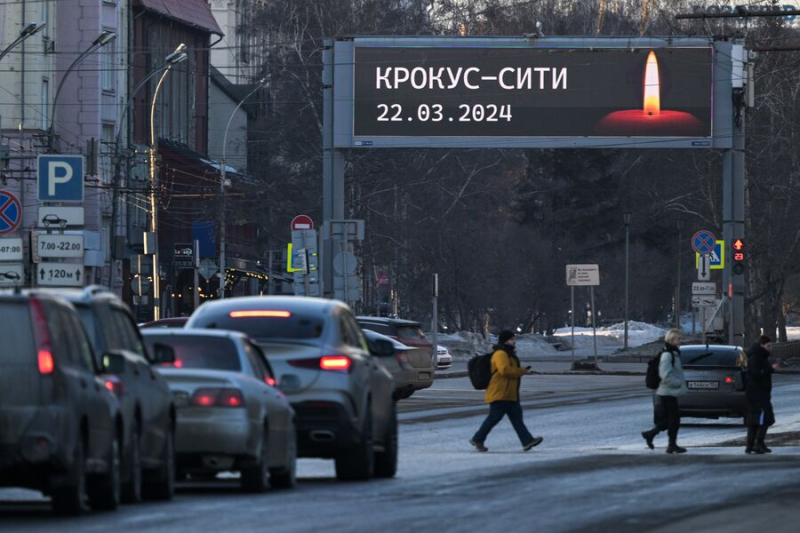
[725, 376, 734, 384]
[265, 376, 277, 387]
[397, 352, 409, 367]
[104, 375, 124, 396]
[229, 310, 292, 318]
[30, 298, 55, 375]
[288, 358, 320, 369]
[190, 388, 245, 408]
[320, 356, 351, 372]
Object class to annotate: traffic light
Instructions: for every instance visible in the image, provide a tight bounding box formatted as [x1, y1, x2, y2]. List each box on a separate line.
[732, 238, 745, 275]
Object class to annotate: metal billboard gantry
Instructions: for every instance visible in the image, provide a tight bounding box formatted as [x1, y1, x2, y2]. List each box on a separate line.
[323, 36, 746, 344]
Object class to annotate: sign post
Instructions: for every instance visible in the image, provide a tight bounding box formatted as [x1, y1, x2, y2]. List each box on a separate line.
[566, 264, 601, 368]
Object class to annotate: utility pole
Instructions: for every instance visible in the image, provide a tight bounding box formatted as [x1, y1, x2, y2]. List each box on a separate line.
[623, 211, 631, 350]
[431, 273, 438, 369]
[676, 217, 683, 330]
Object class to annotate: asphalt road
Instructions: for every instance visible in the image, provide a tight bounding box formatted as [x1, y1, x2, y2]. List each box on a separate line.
[3, 372, 800, 532]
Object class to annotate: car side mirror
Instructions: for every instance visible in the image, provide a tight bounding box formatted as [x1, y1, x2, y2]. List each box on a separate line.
[151, 343, 176, 365]
[102, 351, 126, 374]
[370, 339, 396, 357]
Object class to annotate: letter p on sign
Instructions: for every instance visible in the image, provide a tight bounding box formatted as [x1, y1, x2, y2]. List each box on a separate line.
[37, 155, 84, 202]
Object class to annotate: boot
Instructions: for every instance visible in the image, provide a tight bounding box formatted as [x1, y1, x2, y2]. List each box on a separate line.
[756, 426, 771, 454]
[641, 429, 656, 450]
[745, 425, 759, 454]
[666, 444, 687, 454]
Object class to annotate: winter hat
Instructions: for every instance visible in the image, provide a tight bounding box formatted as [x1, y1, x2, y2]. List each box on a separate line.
[498, 330, 516, 345]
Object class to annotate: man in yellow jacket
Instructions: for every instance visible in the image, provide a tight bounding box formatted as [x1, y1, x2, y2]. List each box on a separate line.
[469, 330, 543, 452]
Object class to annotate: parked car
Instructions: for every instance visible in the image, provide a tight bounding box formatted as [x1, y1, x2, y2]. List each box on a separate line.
[54, 286, 177, 503]
[186, 297, 397, 481]
[436, 345, 453, 369]
[357, 316, 434, 362]
[139, 317, 188, 329]
[0, 291, 123, 515]
[363, 329, 433, 400]
[670, 344, 749, 422]
[142, 329, 297, 491]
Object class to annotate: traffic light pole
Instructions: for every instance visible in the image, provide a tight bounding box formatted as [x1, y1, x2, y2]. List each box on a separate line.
[723, 88, 746, 346]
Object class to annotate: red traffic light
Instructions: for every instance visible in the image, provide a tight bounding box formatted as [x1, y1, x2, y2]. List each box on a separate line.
[734, 252, 745, 262]
[732, 238, 744, 251]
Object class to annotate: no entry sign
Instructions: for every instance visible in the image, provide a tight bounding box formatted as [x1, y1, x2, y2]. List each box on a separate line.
[291, 215, 314, 231]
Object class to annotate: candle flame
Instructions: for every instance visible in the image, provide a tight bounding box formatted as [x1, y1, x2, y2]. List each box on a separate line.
[643, 51, 660, 116]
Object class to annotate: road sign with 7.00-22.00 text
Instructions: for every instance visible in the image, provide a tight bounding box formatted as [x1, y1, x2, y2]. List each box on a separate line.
[566, 264, 600, 286]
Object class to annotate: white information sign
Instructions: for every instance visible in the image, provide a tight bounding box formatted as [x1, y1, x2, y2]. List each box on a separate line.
[36, 263, 85, 287]
[0, 263, 24, 286]
[0, 237, 23, 261]
[566, 264, 600, 286]
[692, 282, 716, 295]
[35, 233, 84, 259]
[37, 206, 85, 228]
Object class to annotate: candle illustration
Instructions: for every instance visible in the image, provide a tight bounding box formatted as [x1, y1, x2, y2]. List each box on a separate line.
[595, 51, 704, 136]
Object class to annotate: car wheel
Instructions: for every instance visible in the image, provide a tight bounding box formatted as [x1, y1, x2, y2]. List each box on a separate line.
[51, 438, 90, 516]
[143, 429, 175, 501]
[269, 429, 297, 489]
[241, 429, 270, 493]
[335, 408, 374, 481]
[88, 435, 121, 511]
[122, 422, 143, 503]
[374, 404, 398, 479]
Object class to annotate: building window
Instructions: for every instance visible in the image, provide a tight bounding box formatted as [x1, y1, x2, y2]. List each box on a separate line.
[102, 39, 116, 92]
[41, 79, 49, 131]
[102, 124, 115, 184]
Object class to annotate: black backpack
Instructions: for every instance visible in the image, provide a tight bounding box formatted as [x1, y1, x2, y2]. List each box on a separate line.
[468, 352, 494, 390]
[646, 351, 674, 390]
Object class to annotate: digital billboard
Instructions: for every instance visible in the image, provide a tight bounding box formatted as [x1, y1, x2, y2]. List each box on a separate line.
[352, 47, 713, 138]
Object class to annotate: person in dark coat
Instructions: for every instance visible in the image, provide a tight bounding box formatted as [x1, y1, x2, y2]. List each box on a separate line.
[745, 335, 778, 454]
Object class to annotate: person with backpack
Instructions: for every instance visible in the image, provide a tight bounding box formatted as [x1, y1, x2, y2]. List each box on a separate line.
[469, 330, 543, 452]
[745, 335, 778, 454]
[641, 328, 688, 454]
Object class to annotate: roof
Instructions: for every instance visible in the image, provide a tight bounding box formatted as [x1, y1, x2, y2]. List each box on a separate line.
[209, 66, 251, 104]
[357, 316, 422, 327]
[681, 344, 743, 352]
[141, 328, 246, 340]
[135, 0, 223, 36]
[190, 296, 342, 317]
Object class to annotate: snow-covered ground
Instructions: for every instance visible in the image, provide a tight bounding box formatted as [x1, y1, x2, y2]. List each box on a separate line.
[553, 320, 666, 351]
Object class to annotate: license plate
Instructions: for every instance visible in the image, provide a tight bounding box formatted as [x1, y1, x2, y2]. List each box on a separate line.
[687, 381, 719, 390]
[419, 372, 431, 380]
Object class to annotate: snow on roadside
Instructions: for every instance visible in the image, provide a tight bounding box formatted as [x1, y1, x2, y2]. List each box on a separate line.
[553, 321, 666, 350]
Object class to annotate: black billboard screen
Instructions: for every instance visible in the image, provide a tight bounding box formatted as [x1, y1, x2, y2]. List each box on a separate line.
[352, 47, 713, 138]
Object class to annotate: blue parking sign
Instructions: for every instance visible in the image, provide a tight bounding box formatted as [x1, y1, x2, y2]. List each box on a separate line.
[38, 155, 84, 202]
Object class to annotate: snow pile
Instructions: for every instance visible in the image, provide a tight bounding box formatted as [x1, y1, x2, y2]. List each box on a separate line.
[436, 332, 559, 359]
[552, 321, 666, 350]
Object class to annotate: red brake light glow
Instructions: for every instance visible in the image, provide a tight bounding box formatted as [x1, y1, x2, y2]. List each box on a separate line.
[38, 350, 55, 374]
[320, 356, 351, 372]
[190, 388, 245, 408]
[725, 376, 734, 384]
[229, 310, 292, 318]
[265, 376, 277, 387]
[104, 376, 124, 395]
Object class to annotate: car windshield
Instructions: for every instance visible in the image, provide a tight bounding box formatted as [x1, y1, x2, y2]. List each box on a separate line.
[75, 305, 101, 352]
[0, 302, 34, 363]
[396, 325, 426, 340]
[681, 348, 740, 367]
[192, 311, 325, 341]
[143, 335, 241, 371]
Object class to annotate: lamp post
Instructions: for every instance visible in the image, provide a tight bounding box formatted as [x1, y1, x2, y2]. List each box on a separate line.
[219, 77, 266, 299]
[0, 22, 46, 63]
[676, 217, 683, 330]
[109, 44, 187, 266]
[147, 44, 187, 320]
[623, 211, 632, 350]
[48, 30, 116, 152]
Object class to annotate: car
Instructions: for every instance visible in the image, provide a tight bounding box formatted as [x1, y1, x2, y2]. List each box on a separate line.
[363, 329, 434, 400]
[436, 345, 453, 369]
[54, 286, 177, 503]
[41, 214, 68, 227]
[186, 297, 397, 481]
[667, 344, 748, 422]
[141, 329, 297, 492]
[357, 316, 435, 362]
[139, 317, 189, 329]
[0, 291, 123, 515]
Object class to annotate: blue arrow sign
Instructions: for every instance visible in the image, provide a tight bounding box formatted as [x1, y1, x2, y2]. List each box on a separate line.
[0, 190, 22, 235]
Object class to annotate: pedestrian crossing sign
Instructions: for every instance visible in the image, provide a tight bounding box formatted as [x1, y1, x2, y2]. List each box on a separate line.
[695, 240, 725, 270]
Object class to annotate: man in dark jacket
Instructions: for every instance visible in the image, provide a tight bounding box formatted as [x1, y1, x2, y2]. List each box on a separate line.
[745, 335, 777, 454]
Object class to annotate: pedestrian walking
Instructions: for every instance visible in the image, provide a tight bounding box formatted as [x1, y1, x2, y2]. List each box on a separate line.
[745, 335, 778, 455]
[469, 330, 543, 452]
[641, 329, 689, 454]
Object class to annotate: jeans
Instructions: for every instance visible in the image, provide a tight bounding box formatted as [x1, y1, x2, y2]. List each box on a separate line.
[472, 400, 534, 446]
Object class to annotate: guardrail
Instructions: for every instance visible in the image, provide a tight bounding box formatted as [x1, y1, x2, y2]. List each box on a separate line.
[772, 341, 800, 361]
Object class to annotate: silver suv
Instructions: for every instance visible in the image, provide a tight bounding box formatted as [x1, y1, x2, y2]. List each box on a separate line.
[186, 296, 397, 480]
[0, 292, 123, 515]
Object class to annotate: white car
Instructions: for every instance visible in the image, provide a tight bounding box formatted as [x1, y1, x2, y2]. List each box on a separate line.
[436, 345, 453, 369]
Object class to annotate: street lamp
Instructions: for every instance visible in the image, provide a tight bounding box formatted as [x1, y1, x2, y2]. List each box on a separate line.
[0, 22, 46, 63]
[48, 30, 117, 151]
[109, 45, 188, 271]
[219, 76, 267, 299]
[623, 211, 632, 350]
[149, 43, 187, 320]
[676, 217, 683, 330]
